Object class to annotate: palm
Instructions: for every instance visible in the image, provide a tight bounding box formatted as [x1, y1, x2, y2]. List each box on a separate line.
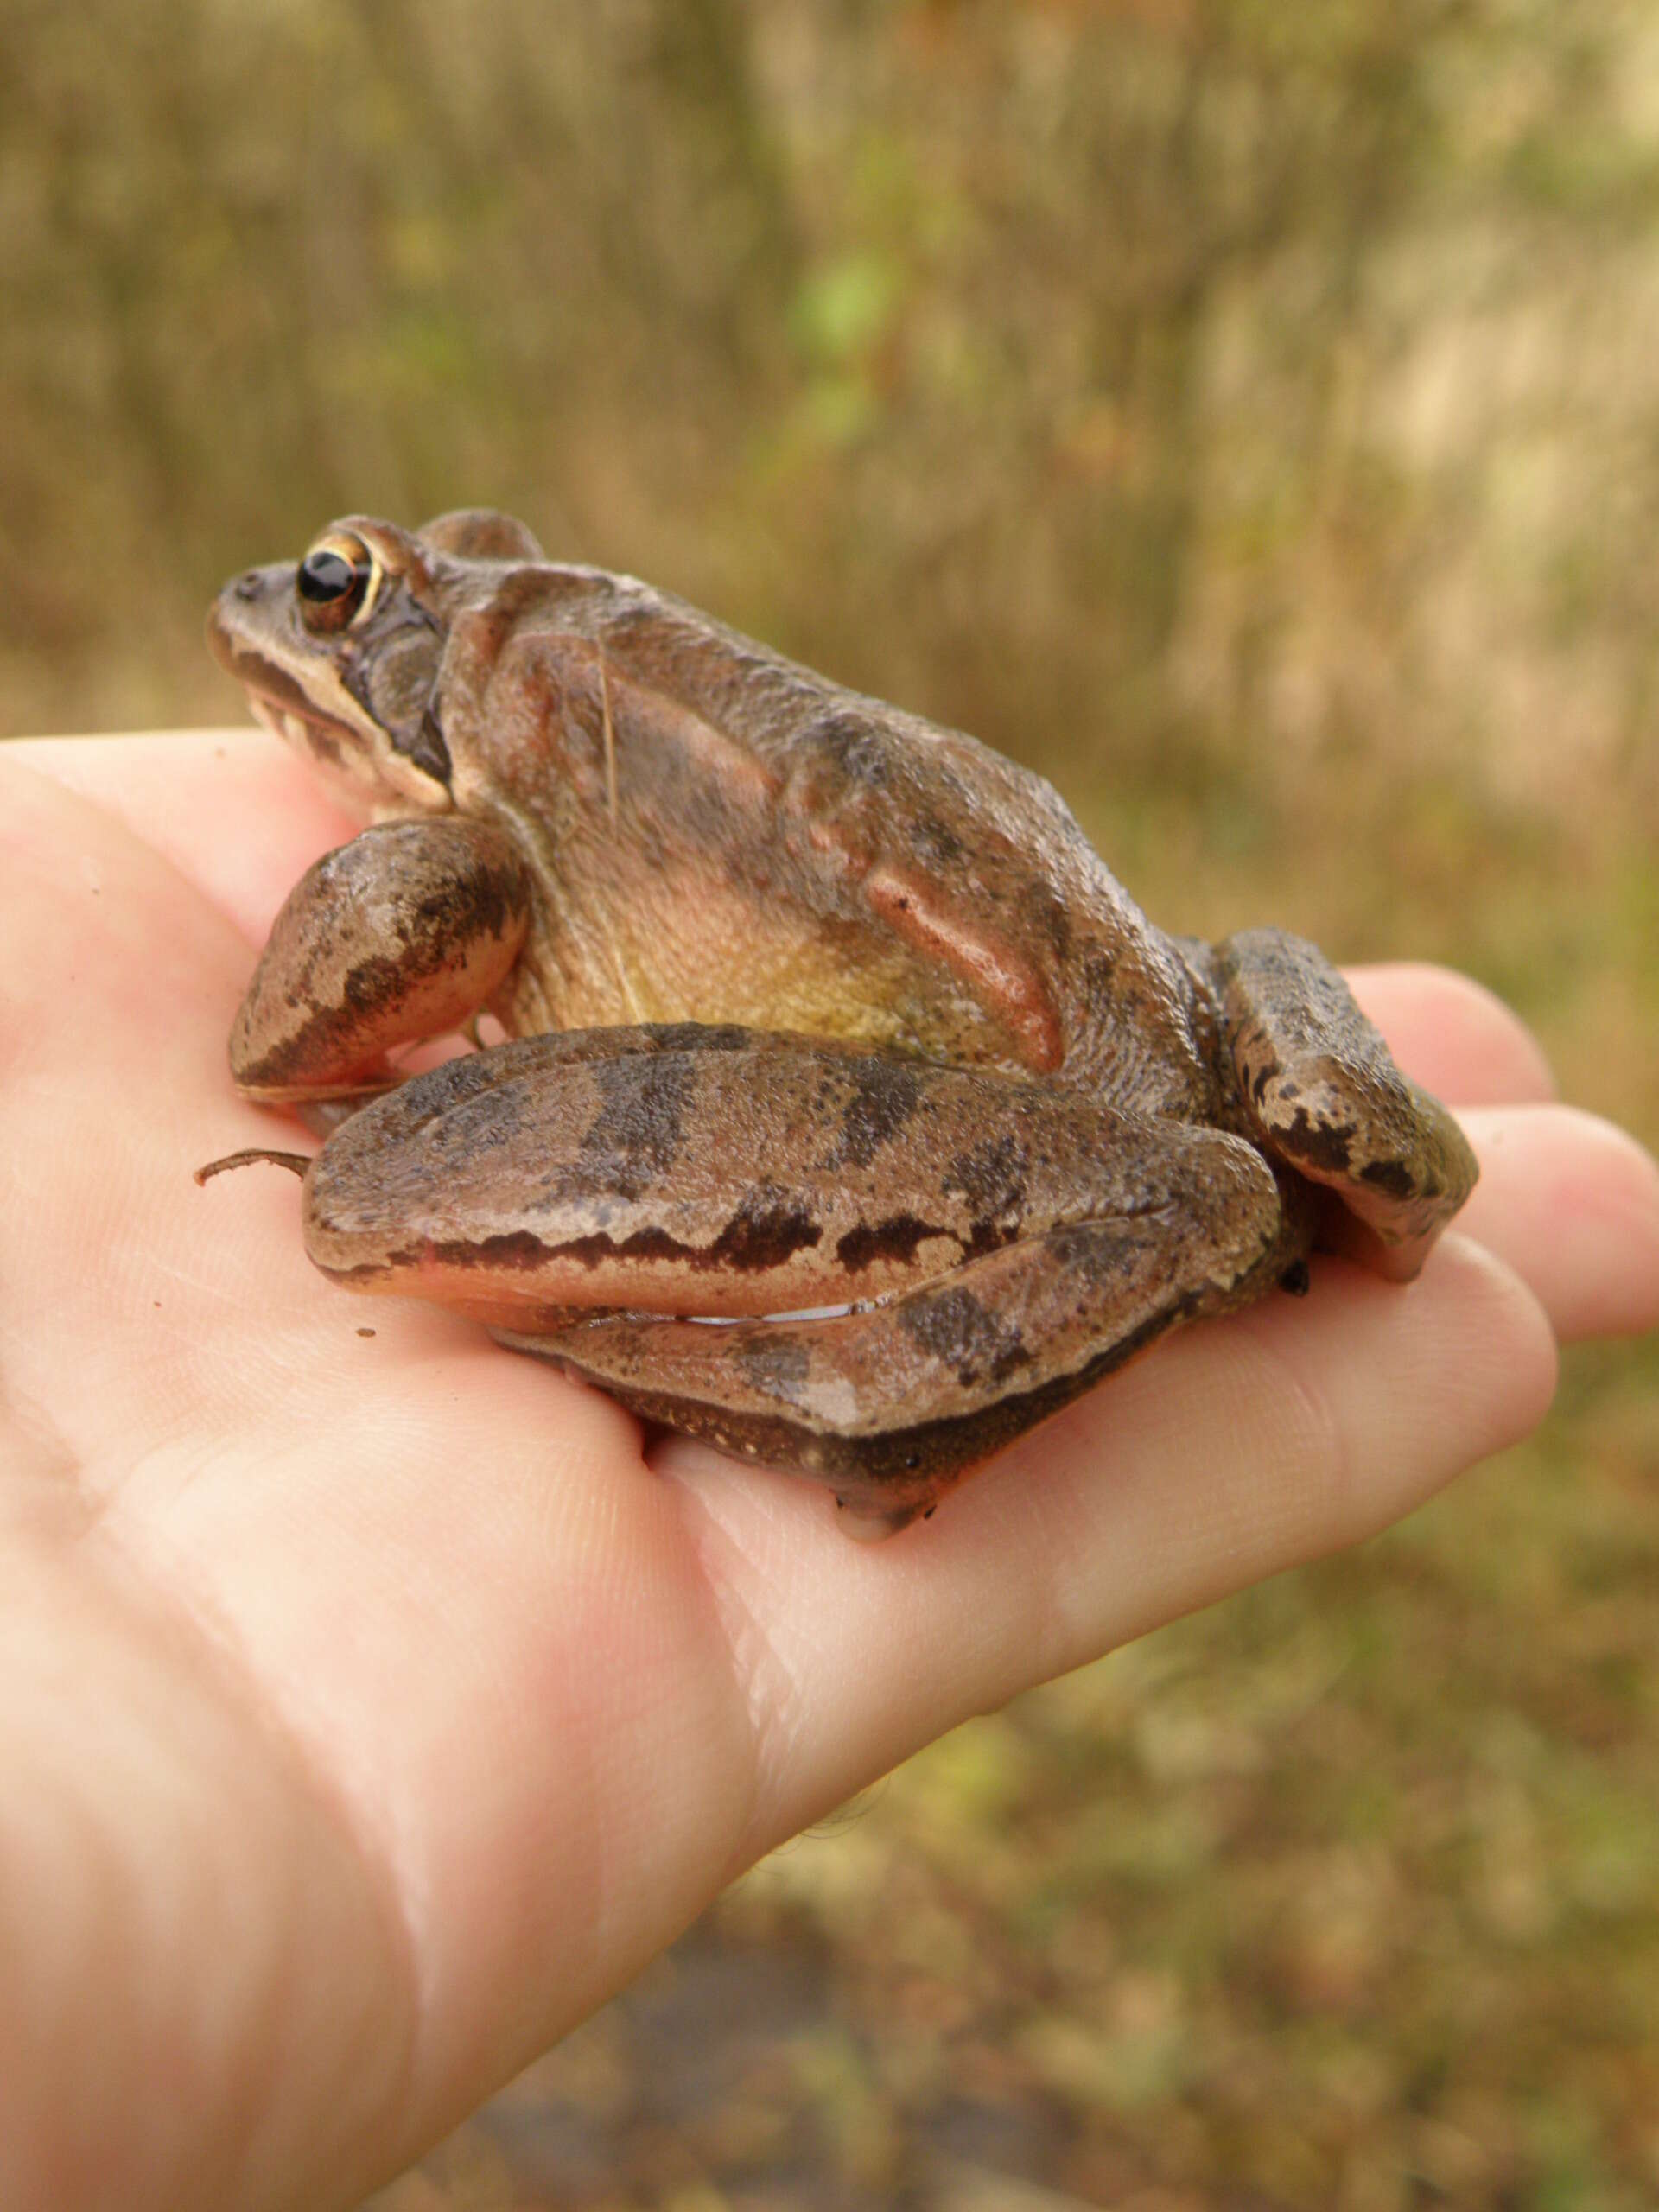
[4, 734, 1656, 2212]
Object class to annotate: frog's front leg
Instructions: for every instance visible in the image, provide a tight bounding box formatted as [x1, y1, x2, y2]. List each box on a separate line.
[231, 818, 534, 1103]
[292, 1027, 1300, 1534]
[1213, 929, 1478, 1280]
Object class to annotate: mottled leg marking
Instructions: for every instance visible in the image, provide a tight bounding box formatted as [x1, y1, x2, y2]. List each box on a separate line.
[302, 1025, 1303, 1530]
[486, 1130, 1294, 1532]
[1215, 929, 1478, 1281]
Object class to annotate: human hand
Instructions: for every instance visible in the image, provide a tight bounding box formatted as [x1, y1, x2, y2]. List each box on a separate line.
[3, 734, 1656, 2212]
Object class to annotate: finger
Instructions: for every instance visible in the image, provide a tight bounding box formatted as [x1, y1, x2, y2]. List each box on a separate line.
[10, 732, 355, 944]
[669, 1233, 1558, 1857]
[1346, 962, 1558, 1106]
[0, 753, 245, 1066]
[0, 760, 310, 1401]
[1458, 1103, 1659, 1341]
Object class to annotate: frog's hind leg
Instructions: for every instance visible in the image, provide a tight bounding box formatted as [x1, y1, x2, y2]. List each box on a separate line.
[1214, 929, 1478, 1281]
[493, 1129, 1291, 1535]
[302, 1024, 1294, 1533]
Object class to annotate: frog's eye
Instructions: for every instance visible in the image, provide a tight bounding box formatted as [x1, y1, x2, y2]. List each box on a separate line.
[296, 534, 381, 634]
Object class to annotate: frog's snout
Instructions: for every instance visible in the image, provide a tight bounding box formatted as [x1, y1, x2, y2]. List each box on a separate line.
[205, 567, 278, 671]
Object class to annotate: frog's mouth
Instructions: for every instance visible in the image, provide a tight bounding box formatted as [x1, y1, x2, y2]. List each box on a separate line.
[207, 608, 359, 759]
[245, 690, 356, 774]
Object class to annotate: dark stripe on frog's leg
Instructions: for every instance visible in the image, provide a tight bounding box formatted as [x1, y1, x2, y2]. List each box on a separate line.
[299, 1029, 1290, 1330]
[231, 817, 533, 1102]
[490, 1128, 1294, 1535]
[1214, 929, 1478, 1281]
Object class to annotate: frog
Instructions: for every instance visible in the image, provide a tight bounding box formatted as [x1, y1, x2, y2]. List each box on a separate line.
[201, 509, 1478, 1535]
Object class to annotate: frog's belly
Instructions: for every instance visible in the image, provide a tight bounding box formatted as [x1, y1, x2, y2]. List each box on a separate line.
[500, 880, 1035, 1073]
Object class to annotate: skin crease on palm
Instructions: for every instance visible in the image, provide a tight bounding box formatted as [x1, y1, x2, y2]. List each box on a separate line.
[0, 731, 1655, 2212]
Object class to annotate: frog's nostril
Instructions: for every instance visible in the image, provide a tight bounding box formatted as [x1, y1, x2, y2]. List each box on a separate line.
[233, 570, 262, 601]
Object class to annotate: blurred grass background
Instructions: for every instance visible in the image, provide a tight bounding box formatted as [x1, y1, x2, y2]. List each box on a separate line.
[3, 2, 1656, 2204]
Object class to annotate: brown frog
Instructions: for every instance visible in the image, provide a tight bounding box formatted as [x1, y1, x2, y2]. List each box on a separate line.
[203, 510, 1478, 1535]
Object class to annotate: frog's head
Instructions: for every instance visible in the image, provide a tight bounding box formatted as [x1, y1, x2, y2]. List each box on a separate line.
[207, 509, 545, 815]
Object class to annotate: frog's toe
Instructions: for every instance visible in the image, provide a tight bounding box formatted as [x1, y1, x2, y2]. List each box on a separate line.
[834, 1495, 929, 1541]
[1217, 928, 1478, 1274]
[1276, 1077, 1477, 1279]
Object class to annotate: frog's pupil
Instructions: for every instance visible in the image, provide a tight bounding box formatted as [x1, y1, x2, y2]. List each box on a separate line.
[298, 550, 358, 603]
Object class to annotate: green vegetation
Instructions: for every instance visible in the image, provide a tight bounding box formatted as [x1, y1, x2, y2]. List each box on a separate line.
[4, 2, 1655, 2202]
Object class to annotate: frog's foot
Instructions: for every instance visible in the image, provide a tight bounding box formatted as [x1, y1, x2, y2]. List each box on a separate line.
[1215, 930, 1478, 1281]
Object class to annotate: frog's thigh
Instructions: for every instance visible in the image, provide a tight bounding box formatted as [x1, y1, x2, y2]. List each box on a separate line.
[495, 1122, 1287, 1535]
[1216, 929, 1478, 1281]
[232, 818, 532, 1102]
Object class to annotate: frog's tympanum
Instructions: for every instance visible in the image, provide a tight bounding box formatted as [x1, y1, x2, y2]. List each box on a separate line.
[205, 511, 1477, 1535]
